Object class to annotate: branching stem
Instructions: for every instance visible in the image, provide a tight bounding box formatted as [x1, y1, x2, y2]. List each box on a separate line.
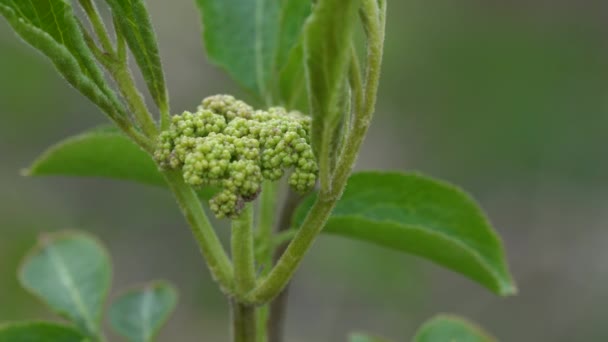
[163, 170, 234, 293]
[245, 0, 386, 305]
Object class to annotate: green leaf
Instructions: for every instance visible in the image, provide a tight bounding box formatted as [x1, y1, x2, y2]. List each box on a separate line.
[109, 282, 178, 342]
[294, 172, 516, 296]
[303, 0, 360, 177]
[26, 127, 164, 187]
[104, 0, 168, 112]
[413, 315, 497, 342]
[350, 333, 392, 342]
[25, 128, 216, 200]
[0, 0, 123, 118]
[195, 0, 311, 105]
[19, 232, 111, 337]
[278, 42, 308, 111]
[0, 322, 87, 342]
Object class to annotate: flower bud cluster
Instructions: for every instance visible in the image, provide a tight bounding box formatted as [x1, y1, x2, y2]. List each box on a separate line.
[155, 95, 317, 219]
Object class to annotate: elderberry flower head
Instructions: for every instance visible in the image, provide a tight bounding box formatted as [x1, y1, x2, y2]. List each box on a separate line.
[155, 95, 317, 219]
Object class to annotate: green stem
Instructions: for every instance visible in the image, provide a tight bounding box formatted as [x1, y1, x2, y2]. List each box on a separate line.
[245, 195, 336, 304]
[257, 181, 278, 275]
[267, 190, 302, 342]
[113, 15, 127, 64]
[232, 300, 257, 342]
[78, 0, 115, 54]
[256, 305, 269, 342]
[245, 0, 386, 305]
[163, 170, 234, 293]
[111, 64, 159, 138]
[232, 204, 256, 297]
[231, 204, 257, 341]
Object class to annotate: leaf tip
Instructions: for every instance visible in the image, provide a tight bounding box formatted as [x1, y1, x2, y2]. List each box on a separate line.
[498, 281, 518, 296]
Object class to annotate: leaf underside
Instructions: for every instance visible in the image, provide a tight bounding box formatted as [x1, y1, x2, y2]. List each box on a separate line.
[413, 315, 497, 342]
[303, 0, 360, 169]
[294, 172, 516, 296]
[350, 332, 393, 342]
[109, 282, 178, 342]
[18, 232, 111, 337]
[105, 0, 168, 111]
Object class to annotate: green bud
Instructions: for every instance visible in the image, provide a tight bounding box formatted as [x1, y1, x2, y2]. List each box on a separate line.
[155, 94, 319, 219]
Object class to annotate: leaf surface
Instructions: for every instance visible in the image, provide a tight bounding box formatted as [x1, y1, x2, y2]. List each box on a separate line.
[303, 0, 360, 173]
[109, 282, 178, 342]
[195, 0, 311, 105]
[0, 0, 122, 117]
[19, 232, 111, 337]
[413, 315, 496, 342]
[25, 128, 216, 199]
[105, 0, 168, 111]
[0, 322, 86, 342]
[294, 172, 516, 296]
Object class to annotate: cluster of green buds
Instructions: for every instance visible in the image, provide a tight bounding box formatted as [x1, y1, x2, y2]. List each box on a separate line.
[155, 95, 318, 219]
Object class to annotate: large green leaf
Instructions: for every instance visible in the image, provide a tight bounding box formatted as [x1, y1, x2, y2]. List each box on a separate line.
[109, 282, 178, 342]
[105, 0, 168, 112]
[294, 172, 516, 296]
[303, 0, 360, 175]
[0, 322, 86, 342]
[413, 315, 496, 342]
[25, 128, 217, 199]
[19, 232, 111, 338]
[0, 0, 123, 118]
[195, 0, 311, 105]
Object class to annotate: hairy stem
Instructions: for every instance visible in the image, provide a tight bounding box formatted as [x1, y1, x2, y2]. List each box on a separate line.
[267, 190, 302, 342]
[111, 64, 159, 138]
[232, 300, 257, 342]
[257, 181, 278, 275]
[246, 0, 386, 305]
[78, 0, 114, 54]
[255, 181, 277, 342]
[232, 204, 257, 340]
[233, 204, 257, 297]
[163, 170, 234, 293]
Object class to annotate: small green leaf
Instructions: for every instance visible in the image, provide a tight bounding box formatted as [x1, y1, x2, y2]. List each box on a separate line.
[104, 0, 168, 112]
[350, 333, 392, 342]
[0, 0, 124, 118]
[109, 282, 178, 342]
[303, 0, 360, 180]
[413, 315, 497, 342]
[0, 322, 86, 342]
[19, 232, 111, 337]
[195, 0, 311, 104]
[25, 128, 217, 200]
[294, 172, 516, 296]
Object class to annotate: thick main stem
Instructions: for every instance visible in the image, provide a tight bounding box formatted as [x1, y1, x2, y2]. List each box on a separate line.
[164, 170, 234, 293]
[232, 204, 256, 296]
[267, 190, 302, 342]
[232, 300, 257, 342]
[232, 204, 257, 341]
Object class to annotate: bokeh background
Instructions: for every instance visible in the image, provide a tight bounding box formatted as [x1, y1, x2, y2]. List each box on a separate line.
[2, 0, 608, 341]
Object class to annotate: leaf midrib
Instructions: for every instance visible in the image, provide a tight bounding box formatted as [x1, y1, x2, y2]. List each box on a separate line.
[46, 243, 97, 335]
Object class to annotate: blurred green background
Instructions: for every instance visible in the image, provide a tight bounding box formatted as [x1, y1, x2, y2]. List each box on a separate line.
[1, 0, 608, 341]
